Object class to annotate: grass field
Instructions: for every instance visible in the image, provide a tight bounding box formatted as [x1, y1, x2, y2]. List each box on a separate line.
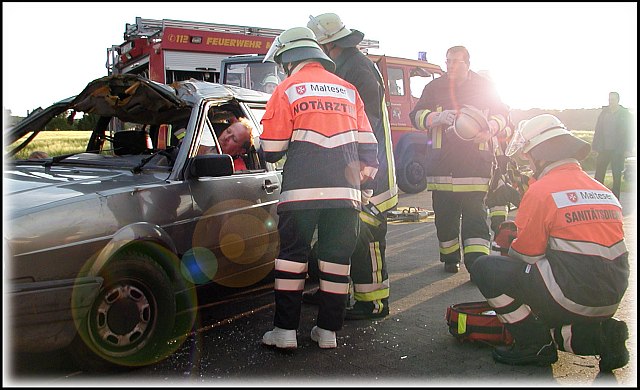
[6, 130, 634, 192]
[8, 130, 92, 160]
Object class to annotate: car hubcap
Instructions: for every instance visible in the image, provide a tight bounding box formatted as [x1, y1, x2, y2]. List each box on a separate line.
[95, 284, 151, 348]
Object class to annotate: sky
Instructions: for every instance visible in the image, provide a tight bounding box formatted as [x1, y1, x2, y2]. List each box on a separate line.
[2, 2, 638, 117]
[2, 2, 638, 386]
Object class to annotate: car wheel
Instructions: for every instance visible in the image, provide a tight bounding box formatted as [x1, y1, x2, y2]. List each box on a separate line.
[70, 252, 176, 371]
[397, 150, 428, 194]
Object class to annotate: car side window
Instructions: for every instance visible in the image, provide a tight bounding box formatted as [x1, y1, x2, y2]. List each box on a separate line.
[197, 119, 218, 157]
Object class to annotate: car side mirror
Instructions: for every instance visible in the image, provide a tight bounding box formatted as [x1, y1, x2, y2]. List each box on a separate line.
[188, 154, 234, 178]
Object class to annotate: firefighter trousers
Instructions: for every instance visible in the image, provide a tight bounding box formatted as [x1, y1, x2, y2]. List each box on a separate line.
[470, 254, 619, 355]
[488, 205, 509, 237]
[274, 208, 359, 332]
[432, 191, 490, 270]
[350, 211, 390, 306]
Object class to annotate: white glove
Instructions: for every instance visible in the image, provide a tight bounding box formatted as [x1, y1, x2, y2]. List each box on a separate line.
[428, 110, 456, 128]
[361, 189, 373, 205]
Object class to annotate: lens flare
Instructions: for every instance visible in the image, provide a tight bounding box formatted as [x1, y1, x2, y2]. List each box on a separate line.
[180, 247, 219, 284]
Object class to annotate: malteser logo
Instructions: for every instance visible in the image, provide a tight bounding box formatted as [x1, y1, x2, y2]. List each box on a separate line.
[296, 85, 306, 95]
[566, 192, 578, 203]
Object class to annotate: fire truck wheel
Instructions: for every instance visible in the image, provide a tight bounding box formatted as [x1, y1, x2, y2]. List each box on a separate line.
[397, 150, 428, 194]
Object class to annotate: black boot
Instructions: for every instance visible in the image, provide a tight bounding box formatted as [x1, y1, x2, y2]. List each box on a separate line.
[444, 262, 460, 273]
[492, 341, 558, 366]
[345, 299, 389, 320]
[494, 314, 557, 366]
[597, 317, 629, 372]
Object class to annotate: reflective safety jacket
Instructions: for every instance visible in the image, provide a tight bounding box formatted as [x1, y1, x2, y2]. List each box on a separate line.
[509, 160, 629, 318]
[409, 71, 509, 192]
[334, 47, 398, 215]
[260, 62, 379, 212]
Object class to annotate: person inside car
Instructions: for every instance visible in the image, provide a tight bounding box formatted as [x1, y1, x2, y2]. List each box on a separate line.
[215, 117, 253, 171]
[156, 116, 252, 171]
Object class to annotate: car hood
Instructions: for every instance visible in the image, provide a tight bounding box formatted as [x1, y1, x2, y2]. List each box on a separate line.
[4, 164, 158, 218]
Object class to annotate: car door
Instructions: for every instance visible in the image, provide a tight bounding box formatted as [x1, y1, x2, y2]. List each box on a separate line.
[186, 100, 281, 289]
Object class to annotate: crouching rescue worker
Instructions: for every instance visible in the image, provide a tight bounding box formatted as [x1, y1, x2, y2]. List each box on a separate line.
[470, 114, 630, 371]
[259, 27, 379, 349]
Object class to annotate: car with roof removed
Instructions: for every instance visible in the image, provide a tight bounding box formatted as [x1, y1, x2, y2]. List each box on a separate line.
[4, 74, 282, 371]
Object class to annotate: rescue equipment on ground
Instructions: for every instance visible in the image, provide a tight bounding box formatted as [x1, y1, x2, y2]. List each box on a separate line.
[387, 206, 433, 222]
[446, 301, 513, 346]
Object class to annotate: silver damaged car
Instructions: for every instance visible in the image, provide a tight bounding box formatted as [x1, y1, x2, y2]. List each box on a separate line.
[4, 74, 282, 371]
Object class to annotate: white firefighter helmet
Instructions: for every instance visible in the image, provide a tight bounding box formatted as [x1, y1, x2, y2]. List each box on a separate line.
[452, 105, 490, 141]
[263, 27, 335, 72]
[261, 74, 279, 86]
[307, 13, 364, 47]
[506, 114, 590, 161]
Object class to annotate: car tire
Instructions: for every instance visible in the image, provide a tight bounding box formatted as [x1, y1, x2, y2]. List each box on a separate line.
[70, 252, 176, 372]
[397, 150, 428, 194]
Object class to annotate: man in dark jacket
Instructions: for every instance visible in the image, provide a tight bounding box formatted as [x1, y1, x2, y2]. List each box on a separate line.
[307, 13, 398, 320]
[409, 46, 510, 276]
[592, 91, 634, 199]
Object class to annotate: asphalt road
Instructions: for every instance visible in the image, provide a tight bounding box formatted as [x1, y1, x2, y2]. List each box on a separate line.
[7, 190, 637, 387]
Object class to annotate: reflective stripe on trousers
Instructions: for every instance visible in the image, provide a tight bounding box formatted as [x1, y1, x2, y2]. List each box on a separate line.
[432, 191, 490, 268]
[274, 208, 359, 331]
[351, 213, 390, 303]
[471, 254, 621, 353]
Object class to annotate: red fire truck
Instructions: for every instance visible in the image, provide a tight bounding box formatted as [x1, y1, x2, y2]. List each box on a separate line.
[107, 17, 444, 193]
[106, 17, 285, 83]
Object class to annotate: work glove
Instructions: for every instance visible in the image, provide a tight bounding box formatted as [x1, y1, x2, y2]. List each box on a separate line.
[494, 221, 517, 251]
[361, 189, 373, 206]
[359, 161, 377, 184]
[428, 110, 456, 128]
[486, 180, 521, 208]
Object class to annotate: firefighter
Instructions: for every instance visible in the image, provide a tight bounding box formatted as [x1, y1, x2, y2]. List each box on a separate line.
[305, 12, 398, 320]
[409, 46, 510, 275]
[259, 27, 379, 349]
[260, 74, 279, 94]
[470, 114, 630, 371]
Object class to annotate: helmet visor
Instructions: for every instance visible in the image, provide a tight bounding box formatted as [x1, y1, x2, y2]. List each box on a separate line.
[263, 37, 283, 63]
[505, 127, 527, 157]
